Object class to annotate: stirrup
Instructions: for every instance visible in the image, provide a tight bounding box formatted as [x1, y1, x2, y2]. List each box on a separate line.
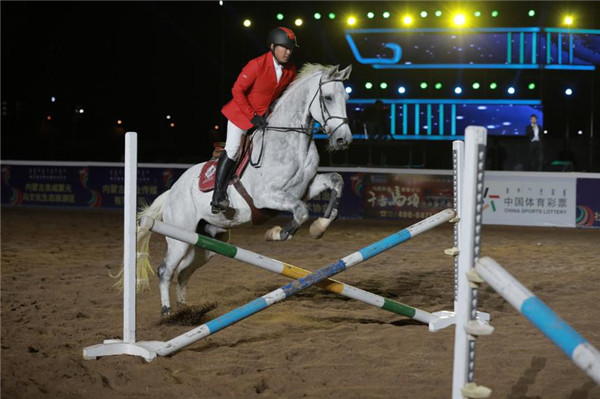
[211, 198, 230, 214]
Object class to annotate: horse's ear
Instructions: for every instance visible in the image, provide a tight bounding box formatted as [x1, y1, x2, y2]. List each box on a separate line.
[327, 65, 340, 78]
[339, 64, 353, 80]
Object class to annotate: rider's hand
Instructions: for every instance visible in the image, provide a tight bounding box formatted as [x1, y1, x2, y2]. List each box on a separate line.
[251, 114, 267, 129]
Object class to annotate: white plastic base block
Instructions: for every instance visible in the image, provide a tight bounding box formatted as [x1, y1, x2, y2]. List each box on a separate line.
[429, 310, 491, 332]
[83, 339, 166, 362]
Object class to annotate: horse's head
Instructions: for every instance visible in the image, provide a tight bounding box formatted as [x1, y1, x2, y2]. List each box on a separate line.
[309, 65, 353, 151]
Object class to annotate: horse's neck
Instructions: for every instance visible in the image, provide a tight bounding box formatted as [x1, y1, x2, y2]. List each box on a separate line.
[268, 83, 313, 130]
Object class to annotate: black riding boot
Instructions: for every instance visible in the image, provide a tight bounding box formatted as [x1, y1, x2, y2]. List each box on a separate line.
[211, 150, 236, 214]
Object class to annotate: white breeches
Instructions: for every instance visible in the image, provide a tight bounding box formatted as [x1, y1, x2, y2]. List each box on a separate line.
[224, 120, 247, 161]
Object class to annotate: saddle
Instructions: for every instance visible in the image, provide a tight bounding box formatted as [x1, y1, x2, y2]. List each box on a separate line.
[198, 136, 277, 225]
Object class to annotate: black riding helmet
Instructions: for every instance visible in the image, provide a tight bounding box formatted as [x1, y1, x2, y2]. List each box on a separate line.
[267, 27, 299, 49]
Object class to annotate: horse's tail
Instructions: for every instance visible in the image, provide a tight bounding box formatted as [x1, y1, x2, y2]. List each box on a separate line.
[111, 190, 170, 292]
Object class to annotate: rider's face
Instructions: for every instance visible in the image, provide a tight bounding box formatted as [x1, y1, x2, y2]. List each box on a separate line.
[272, 44, 292, 64]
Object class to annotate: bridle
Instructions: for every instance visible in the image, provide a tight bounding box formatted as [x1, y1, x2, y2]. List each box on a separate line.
[262, 75, 350, 137]
[250, 73, 350, 167]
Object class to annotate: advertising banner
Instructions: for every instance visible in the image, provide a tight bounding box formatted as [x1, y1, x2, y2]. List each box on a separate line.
[482, 174, 576, 227]
[576, 178, 600, 228]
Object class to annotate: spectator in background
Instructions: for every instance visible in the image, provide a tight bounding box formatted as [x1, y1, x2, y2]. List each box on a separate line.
[363, 100, 388, 141]
[525, 114, 543, 171]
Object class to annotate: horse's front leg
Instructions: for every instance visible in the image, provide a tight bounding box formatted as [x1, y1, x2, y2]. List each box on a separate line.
[302, 173, 344, 239]
[254, 190, 310, 241]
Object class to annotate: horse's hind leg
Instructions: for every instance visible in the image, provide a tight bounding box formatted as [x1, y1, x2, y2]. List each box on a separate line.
[303, 173, 344, 239]
[158, 237, 189, 316]
[176, 248, 207, 306]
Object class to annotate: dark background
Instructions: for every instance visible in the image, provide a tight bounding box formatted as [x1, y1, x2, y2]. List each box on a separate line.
[2, 1, 600, 170]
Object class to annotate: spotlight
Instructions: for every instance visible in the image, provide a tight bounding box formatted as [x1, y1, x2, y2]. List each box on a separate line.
[528, 83, 536, 90]
[294, 18, 303, 26]
[577, 130, 583, 135]
[170, 122, 175, 128]
[420, 11, 428, 18]
[489, 82, 498, 89]
[328, 12, 336, 20]
[166, 115, 172, 120]
[472, 82, 480, 89]
[345, 87, 353, 94]
[313, 13, 320, 20]
[507, 86, 516, 94]
[528, 9, 535, 17]
[435, 10, 442, 17]
[46, 115, 52, 121]
[51, 96, 56, 103]
[398, 86, 406, 94]
[380, 82, 388, 89]
[564, 15, 573, 26]
[365, 82, 373, 89]
[117, 119, 122, 125]
[402, 15, 413, 25]
[491, 10, 499, 17]
[79, 108, 85, 114]
[434, 82, 442, 89]
[383, 11, 390, 19]
[243, 19, 251, 27]
[565, 88, 573, 95]
[367, 12, 375, 19]
[454, 86, 463, 94]
[277, 13, 284, 20]
[420, 82, 428, 89]
[219, 0, 223, 5]
[453, 14, 466, 26]
[474, 11, 481, 17]
[544, 130, 548, 134]
[347, 16, 357, 26]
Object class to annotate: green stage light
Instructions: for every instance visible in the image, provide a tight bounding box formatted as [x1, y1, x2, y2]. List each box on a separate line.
[313, 13, 321, 20]
[367, 12, 375, 19]
[472, 82, 480, 89]
[380, 82, 388, 89]
[435, 10, 442, 17]
[420, 82, 428, 89]
[420, 11, 428, 18]
[491, 10, 499, 17]
[383, 11, 391, 19]
[474, 11, 481, 17]
[328, 12, 336, 20]
[434, 82, 442, 89]
[365, 82, 373, 89]
[490, 82, 498, 89]
[528, 9, 535, 17]
[528, 83, 536, 90]
[277, 13, 284, 21]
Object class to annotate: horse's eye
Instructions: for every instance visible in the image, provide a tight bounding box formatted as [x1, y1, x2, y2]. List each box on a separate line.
[324, 95, 332, 101]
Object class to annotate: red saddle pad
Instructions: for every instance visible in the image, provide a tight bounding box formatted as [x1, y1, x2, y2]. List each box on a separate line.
[198, 151, 251, 193]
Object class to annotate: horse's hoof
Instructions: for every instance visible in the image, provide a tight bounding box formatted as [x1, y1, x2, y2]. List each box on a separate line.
[161, 306, 171, 316]
[309, 217, 331, 239]
[264, 226, 282, 241]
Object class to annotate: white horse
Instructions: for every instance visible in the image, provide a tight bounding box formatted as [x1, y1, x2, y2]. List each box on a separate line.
[137, 64, 353, 315]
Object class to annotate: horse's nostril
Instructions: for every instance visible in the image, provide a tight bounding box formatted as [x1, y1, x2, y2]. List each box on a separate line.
[336, 138, 345, 145]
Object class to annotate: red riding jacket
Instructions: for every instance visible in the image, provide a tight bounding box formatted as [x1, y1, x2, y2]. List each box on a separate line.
[222, 52, 297, 130]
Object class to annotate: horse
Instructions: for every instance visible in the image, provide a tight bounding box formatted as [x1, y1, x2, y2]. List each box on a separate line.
[136, 63, 353, 315]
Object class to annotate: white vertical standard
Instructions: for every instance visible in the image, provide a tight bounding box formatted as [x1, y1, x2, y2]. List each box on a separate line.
[123, 131, 137, 343]
[451, 126, 493, 399]
[430, 140, 489, 333]
[83, 132, 164, 362]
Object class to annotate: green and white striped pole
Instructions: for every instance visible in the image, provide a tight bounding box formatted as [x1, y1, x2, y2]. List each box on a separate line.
[140, 209, 454, 326]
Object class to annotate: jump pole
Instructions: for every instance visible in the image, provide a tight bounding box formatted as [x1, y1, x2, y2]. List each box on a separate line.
[476, 257, 600, 385]
[140, 211, 454, 326]
[451, 126, 493, 399]
[83, 132, 163, 362]
[152, 210, 455, 357]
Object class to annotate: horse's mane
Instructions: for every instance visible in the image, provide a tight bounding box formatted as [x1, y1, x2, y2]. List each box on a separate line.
[270, 63, 334, 115]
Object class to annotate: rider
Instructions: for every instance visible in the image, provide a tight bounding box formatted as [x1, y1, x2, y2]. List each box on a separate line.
[211, 27, 299, 214]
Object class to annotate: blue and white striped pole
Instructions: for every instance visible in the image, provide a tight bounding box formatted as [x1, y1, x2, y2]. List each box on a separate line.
[155, 209, 455, 357]
[476, 257, 600, 385]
